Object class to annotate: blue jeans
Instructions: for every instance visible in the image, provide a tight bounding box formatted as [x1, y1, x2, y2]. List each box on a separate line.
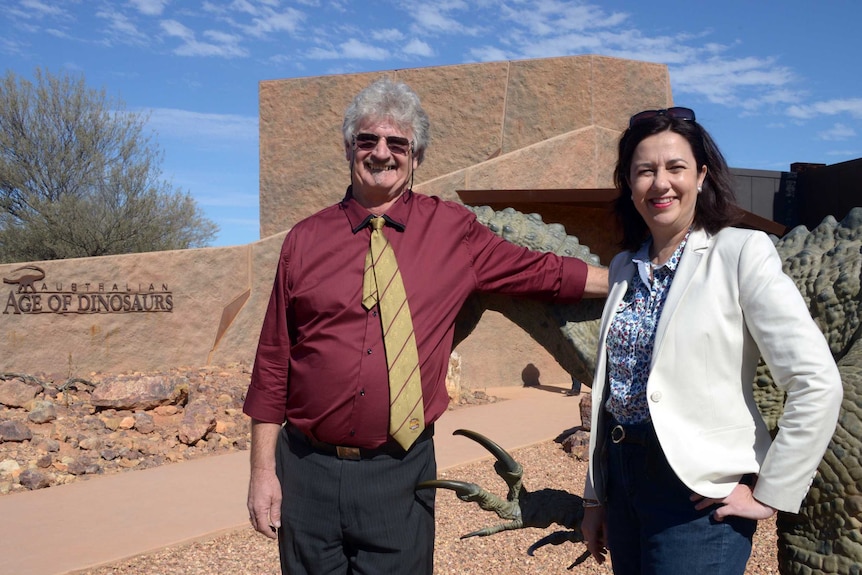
[604, 422, 755, 575]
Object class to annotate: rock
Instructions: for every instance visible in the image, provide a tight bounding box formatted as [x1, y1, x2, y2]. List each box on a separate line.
[0, 364, 253, 494]
[178, 400, 216, 446]
[90, 375, 189, 411]
[35, 438, 60, 453]
[133, 412, 155, 434]
[0, 459, 21, 476]
[119, 448, 142, 460]
[66, 458, 99, 476]
[153, 405, 179, 416]
[579, 394, 592, 431]
[100, 416, 122, 431]
[100, 448, 120, 461]
[561, 429, 591, 462]
[19, 469, 51, 490]
[0, 420, 32, 442]
[0, 379, 41, 408]
[27, 400, 57, 424]
[78, 437, 102, 450]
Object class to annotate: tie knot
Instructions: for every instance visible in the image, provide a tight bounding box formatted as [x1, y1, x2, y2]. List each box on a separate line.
[370, 216, 386, 231]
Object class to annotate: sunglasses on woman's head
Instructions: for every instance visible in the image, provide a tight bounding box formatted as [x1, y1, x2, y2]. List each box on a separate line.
[629, 107, 696, 128]
[353, 133, 413, 155]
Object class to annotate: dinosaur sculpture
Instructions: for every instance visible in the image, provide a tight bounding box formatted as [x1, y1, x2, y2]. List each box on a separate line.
[437, 205, 862, 575]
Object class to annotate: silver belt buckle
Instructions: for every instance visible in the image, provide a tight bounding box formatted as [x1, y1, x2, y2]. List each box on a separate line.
[611, 425, 626, 444]
[336, 446, 361, 460]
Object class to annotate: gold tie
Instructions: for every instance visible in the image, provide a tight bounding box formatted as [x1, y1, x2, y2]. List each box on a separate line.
[362, 216, 425, 450]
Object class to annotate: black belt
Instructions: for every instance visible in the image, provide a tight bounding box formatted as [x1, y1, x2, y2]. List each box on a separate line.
[287, 423, 434, 461]
[608, 419, 654, 446]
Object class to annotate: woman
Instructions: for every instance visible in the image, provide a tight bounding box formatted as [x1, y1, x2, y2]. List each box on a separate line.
[581, 107, 843, 574]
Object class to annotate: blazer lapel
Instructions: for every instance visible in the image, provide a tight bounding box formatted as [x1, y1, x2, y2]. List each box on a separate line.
[651, 228, 711, 364]
[595, 259, 635, 382]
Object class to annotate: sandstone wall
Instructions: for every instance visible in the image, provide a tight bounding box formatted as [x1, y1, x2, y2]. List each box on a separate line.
[0, 235, 284, 377]
[259, 55, 671, 234]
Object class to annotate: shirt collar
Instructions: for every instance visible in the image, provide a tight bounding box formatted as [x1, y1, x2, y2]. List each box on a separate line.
[342, 186, 412, 234]
[632, 229, 692, 284]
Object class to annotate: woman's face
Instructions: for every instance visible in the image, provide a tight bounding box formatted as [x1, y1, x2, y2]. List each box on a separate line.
[627, 130, 708, 242]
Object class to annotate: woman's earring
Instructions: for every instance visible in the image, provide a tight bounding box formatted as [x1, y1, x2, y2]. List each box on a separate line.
[697, 185, 703, 193]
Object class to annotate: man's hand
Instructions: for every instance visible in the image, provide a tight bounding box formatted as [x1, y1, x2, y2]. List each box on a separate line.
[581, 505, 608, 564]
[248, 466, 282, 538]
[691, 482, 776, 522]
[247, 420, 283, 539]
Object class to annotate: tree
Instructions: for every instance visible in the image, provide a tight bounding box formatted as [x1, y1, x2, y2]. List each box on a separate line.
[0, 68, 218, 263]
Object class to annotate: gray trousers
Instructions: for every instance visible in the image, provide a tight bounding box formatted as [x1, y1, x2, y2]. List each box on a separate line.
[276, 425, 436, 574]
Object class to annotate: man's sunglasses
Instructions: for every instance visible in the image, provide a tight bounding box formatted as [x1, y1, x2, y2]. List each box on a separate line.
[629, 107, 696, 128]
[353, 133, 413, 155]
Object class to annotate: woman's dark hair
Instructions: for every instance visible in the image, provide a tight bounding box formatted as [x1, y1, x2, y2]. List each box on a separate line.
[613, 114, 743, 251]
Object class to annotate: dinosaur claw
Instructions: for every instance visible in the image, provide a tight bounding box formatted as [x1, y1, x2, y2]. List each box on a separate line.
[416, 479, 480, 499]
[453, 429, 523, 477]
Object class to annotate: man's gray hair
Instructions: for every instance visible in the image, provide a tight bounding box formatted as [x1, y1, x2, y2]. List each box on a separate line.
[342, 77, 430, 165]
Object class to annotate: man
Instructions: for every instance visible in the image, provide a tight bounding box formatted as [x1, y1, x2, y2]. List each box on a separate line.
[244, 77, 608, 575]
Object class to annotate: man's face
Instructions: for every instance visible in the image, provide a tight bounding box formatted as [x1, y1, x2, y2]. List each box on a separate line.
[348, 117, 417, 203]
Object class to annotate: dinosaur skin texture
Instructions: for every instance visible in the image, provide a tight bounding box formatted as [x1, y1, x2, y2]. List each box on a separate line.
[446, 205, 862, 575]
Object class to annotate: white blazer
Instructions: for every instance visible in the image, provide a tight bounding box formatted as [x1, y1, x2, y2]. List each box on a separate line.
[584, 227, 842, 513]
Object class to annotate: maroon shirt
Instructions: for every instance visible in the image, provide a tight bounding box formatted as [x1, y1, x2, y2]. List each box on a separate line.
[243, 189, 587, 448]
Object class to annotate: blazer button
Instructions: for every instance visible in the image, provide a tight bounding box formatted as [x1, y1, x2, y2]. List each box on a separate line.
[649, 391, 662, 402]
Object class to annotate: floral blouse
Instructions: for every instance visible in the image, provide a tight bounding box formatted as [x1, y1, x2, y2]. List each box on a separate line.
[605, 231, 690, 424]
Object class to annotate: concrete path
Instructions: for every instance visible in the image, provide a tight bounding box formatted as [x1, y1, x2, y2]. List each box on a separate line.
[0, 385, 582, 575]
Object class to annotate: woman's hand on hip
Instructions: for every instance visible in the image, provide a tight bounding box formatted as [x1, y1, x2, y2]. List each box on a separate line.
[691, 482, 776, 521]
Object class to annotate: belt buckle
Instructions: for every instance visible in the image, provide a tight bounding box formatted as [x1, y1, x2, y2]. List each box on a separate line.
[336, 446, 361, 460]
[611, 425, 626, 444]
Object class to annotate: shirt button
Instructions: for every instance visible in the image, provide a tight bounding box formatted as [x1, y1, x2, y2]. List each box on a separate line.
[372, 311, 378, 317]
[650, 391, 662, 402]
[349, 430, 355, 436]
[366, 349, 372, 354]
[360, 389, 366, 396]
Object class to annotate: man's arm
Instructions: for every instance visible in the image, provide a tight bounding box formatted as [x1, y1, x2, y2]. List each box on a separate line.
[582, 264, 609, 298]
[247, 419, 283, 539]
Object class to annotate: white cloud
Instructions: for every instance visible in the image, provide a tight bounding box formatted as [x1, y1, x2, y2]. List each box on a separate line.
[787, 99, 862, 120]
[499, 0, 628, 35]
[672, 56, 795, 107]
[239, 7, 306, 37]
[160, 19, 248, 57]
[469, 45, 510, 62]
[129, 0, 169, 17]
[144, 108, 259, 143]
[371, 28, 406, 43]
[160, 19, 194, 41]
[96, 8, 149, 45]
[304, 46, 342, 60]
[338, 38, 389, 61]
[18, 0, 66, 18]
[818, 123, 856, 141]
[825, 149, 861, 157]
[404, 39, 434, 57]
[410, 3, 481, 36]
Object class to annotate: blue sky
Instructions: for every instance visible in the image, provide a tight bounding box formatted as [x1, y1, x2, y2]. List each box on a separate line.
[2, 0, 860, 247]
